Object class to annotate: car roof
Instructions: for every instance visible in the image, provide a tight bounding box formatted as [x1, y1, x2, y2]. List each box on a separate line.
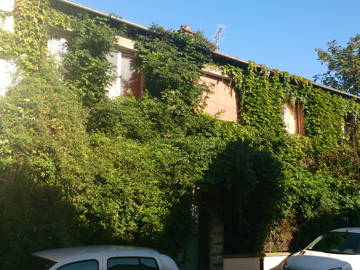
[330, 227, 360, 233]
[33, 246, 160, 262]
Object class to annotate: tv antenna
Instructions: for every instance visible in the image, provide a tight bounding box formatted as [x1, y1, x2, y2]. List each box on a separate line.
[214, 25, 224, 50]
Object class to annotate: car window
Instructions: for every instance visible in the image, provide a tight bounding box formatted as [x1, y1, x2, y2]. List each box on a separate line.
[57, 260, 98, 270]
[140, 258, 158, 270]
[107, 257, 158, 270]
[108, 257, 139, 270]
[307, 232, 360, 254]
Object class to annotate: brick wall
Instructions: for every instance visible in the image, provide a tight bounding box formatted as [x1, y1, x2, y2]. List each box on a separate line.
[201, 75, 238, 122]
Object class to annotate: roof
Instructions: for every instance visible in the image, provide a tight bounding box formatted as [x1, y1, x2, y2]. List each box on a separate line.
[53, 0, 359, 101]
[331, 227, 360, 233]
[33, 245, 159, 262]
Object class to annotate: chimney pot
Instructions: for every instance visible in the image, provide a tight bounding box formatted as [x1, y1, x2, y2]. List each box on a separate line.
[181, 25, 190, 31]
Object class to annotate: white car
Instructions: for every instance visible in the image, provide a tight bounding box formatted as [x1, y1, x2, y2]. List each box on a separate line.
[32, 246, 179, 270]
[282, 227, 360, 270]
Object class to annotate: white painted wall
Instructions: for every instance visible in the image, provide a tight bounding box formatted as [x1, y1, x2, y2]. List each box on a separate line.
[0, 0, 14, 32]
[224, 254, 288, 270]
[0, 59, 16, 96]
[263, 255, 287, 270]
[0, 0, 14, 11]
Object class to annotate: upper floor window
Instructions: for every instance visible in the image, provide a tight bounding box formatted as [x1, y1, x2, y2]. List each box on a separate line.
[107, 51, 142, 99]
[344, 114, 357, 145]
[47, 37, 67, 62]
[283, 99, 304, 135]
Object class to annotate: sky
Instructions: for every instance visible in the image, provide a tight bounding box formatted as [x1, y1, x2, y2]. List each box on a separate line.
[74, 0, 360, 81]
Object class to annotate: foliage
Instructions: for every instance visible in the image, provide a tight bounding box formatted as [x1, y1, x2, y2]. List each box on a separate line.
[201, 140, 283, 253]
[315, 34, 360, 96]
[1, 1, 360, 267]
[63, 14, 118, 107]
[221, 63, 360, 251]
[135, 25, 214, 107]
[0, 0, 70, 71]
[0, 171, 81, 270]
[0, 64, 91, 269]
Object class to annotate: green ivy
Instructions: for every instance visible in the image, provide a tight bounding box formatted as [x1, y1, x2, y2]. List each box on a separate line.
[1, 0, 360, 263]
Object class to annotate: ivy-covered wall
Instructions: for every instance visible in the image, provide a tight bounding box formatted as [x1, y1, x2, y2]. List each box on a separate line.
[0, 1, 360, 270]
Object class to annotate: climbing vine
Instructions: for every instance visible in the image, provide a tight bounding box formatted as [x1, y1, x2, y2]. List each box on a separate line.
[0, 0, 360, 264]
[0, 0, 70, 71]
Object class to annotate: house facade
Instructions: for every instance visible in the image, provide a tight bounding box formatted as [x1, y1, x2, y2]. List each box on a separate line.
[1, 1, 360, 270]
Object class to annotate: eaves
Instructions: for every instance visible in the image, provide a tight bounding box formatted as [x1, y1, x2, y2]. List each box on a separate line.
[52, 0, 359, 101]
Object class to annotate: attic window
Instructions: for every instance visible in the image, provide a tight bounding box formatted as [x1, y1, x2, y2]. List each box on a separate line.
[283, 99, 304, 135]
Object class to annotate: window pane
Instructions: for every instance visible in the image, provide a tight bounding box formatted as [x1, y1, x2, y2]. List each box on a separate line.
[58, 260, 98, 270]
[140, 258, 158, 270]
[107, 257, 139, 270]
[106, 51, 121, 98]
[121, 54, 142, 98]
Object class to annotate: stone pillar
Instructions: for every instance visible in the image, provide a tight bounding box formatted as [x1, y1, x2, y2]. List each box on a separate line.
[209, 214, 224, 270]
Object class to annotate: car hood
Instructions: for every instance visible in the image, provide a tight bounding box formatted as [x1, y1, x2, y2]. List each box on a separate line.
[286, 251, 351, 270]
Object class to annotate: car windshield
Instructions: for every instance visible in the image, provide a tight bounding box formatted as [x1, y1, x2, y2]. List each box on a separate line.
[307, 232, 360, 255]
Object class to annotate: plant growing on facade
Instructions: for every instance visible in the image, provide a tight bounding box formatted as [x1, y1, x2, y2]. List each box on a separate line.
[0, 1, 360, 269]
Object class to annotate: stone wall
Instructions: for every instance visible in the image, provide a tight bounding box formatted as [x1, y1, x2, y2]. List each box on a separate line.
[209, 214, 224, 270]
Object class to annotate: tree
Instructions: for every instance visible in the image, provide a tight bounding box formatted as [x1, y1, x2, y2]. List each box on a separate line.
[315, 34, 360, 96]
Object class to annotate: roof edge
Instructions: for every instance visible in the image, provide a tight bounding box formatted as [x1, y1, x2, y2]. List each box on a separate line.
[55, 0, 359, 100]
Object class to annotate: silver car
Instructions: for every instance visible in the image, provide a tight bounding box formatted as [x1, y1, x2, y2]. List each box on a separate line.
[282, 227, 360, 270]
[32, 246, 179, 270]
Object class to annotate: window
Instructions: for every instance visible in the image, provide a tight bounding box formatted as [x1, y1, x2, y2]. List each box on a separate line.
[58, 260, 98, 270]
[107, 257, 158, 270]
[107, 51, 142, 99]
[345, 114, 357, 145]
[140, 258, 158, 270]
[47, 37, 67, 62]
[283, 100, 304, 135]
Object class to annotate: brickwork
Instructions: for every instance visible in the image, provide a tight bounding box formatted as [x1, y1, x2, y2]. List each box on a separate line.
[201, 75, 238, 122]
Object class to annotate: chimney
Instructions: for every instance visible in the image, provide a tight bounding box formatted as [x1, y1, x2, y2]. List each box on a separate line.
[181, 25, 190, 31]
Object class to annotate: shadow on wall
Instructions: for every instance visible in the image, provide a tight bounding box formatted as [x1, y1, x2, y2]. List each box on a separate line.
[0, 170, 81, 270]
[198, 140, 284, 269]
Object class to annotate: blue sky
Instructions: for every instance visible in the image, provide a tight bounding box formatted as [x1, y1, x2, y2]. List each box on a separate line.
[75, 0, 360, 81]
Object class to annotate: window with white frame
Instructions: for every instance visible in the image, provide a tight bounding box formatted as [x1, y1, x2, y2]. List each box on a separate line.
[47, 37, 67, 62]
[107, 51, 142, 99]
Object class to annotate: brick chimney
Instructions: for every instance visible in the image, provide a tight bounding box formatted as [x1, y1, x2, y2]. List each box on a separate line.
[180, 25, 190, 31]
